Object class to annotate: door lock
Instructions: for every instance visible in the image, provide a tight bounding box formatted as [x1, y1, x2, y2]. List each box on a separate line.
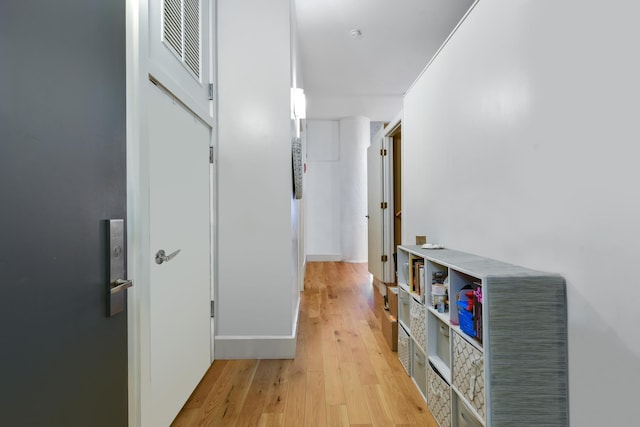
[107, 219, 133, 317]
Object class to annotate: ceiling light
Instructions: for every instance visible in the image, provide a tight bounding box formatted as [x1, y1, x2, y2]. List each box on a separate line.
[292, 88, 306, 119]
[350, 29, 362, 39]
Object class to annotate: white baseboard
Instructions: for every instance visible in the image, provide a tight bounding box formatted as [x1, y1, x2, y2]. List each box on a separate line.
[214, 335, 296, 359]
[306, 254, 342, 262]
[372, 276, 387, 295]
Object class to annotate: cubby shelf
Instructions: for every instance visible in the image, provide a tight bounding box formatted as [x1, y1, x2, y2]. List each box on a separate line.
[396, 245, 568, 427]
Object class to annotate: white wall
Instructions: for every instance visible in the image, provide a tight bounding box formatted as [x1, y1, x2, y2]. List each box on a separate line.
[216, 0, 299, 358]
[290, 0, 305, 301]
[307, 94, 401, 121]
[339, 117, 369, 262]
[305, 120, 342, 260]
[402, 1, 640, 425]
[305, 118, 369, 262]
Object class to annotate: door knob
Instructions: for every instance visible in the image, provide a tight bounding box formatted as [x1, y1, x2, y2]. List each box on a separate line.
[155, 249, 181, 264]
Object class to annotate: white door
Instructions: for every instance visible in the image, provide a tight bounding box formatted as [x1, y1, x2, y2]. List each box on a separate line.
[367, 136, 385, 282]
[148, 82, 212, 426]
[382, 135, 394, 284]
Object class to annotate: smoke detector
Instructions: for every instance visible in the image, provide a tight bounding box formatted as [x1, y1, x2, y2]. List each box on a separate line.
[349, 29, 363, 39]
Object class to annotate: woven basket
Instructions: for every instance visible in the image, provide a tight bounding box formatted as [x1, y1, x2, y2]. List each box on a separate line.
[410, 297, 427, 353]
[398, 325, 412, 375]
[452, 332, 485, 420]
[428, 364, 451, 427]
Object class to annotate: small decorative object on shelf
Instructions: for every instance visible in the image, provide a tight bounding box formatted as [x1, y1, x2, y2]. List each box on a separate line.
[422, 243, 444, 249]
[432, 271, 448, 313]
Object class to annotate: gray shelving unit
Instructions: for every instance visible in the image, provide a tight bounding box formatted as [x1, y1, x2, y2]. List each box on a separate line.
[397, 245, 568, 427]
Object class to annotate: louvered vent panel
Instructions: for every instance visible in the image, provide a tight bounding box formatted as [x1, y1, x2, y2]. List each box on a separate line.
[162, 0, 201, 81]
[183, 0, 201, 78]
[163, 0, 183, 57]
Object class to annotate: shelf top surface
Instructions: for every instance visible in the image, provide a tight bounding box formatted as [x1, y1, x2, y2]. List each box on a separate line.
[398, 245, 562, 280]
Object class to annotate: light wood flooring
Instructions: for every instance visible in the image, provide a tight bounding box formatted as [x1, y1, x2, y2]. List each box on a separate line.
[171, 262, 438, 427]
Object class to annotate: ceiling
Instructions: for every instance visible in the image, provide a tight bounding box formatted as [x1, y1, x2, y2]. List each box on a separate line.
[294, 0, 475, 98]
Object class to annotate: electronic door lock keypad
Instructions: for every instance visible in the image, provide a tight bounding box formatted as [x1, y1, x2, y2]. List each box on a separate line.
[107, 219, 132, 317]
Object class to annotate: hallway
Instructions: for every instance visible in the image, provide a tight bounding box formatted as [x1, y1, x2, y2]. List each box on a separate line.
[171, 262, 438, 426]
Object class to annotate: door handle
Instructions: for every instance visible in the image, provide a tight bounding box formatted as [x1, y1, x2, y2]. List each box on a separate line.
[155, 249, 181, 264]
[111, 279, 133, 295]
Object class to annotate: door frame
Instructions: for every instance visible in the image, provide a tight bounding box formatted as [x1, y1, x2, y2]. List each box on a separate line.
[367, 127, 386, 283]
[126, 1, 217, 425]
[382, 113, 402, 284]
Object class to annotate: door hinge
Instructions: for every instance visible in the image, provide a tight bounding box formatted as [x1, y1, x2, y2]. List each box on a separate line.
[209, 146, 214, 164]
[210, 301, 215, 318]
[381, 202, 388, 209]
[381, 255, 388, 262]
[380, 148, 387, 156]
[208, 83, 214, 101]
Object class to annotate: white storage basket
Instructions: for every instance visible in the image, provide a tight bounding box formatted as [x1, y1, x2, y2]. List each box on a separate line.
[398, 324, 412, 374]
[427, 363, 451, 427]
[410, 297, 426, 353]
[452, 332, 485, 420]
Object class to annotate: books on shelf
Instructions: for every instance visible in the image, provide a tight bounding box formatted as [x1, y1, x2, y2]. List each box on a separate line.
[411, 258, 425, 299]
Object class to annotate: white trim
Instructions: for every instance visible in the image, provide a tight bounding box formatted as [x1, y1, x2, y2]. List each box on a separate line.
[372, 277, 387, 296]
[383, 112, 402, 138]
[148, 65, 214, 126]
[370, 111, 403, 284]
[214, 335, 296, 359]
[382, 133, 394, 283]
[306, 254, 342, 262]
[379, 111, 402, 284]
[208, 0, 217, 364]
[299, 253, 307, 291]
[126, 1, 150, 426]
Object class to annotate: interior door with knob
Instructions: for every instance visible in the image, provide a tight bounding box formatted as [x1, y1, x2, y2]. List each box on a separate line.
[367, 133, 385, 283]
[0, 1, 128, 425]
[148, 82, 212, 426]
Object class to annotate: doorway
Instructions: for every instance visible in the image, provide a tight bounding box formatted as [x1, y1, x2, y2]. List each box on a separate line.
[383, 119, 402, 284]
[367, 114, 403, 287]
[127, 1, 217, 424]
[390, 125, 402, 279]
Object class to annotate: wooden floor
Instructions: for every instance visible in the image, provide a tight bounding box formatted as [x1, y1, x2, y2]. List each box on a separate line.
[171, 262, 438, 427]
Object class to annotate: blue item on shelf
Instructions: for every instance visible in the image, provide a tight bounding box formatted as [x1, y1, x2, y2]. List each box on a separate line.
[457, 300, 476, 338]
